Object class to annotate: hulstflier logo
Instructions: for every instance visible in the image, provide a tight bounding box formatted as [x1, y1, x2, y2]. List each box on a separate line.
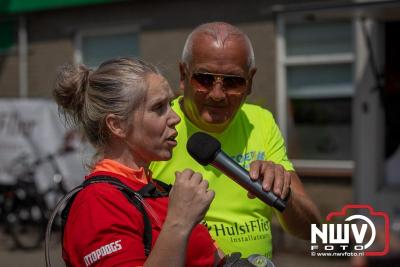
[310, 204, 390, 257]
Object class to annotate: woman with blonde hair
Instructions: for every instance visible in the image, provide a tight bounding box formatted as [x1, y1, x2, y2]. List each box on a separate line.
[53, 58, 219, 267]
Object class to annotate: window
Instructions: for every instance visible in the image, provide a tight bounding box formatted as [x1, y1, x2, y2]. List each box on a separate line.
[0, 19, 16, 54]
[383, 21, 400, 187]
[75, 26, 139, 67]
[277, 19, 354, 169]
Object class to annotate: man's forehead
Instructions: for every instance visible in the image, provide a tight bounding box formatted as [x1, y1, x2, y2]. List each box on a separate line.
[193, 32, 248, 52]
[192, 63, 246, 76]
[189, 35, 250, 74]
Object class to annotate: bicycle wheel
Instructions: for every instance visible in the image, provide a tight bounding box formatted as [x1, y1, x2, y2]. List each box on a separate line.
[5, 191, 46, 250]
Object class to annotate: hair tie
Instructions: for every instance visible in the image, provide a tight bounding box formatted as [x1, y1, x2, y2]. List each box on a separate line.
[82, 68, 92, 94]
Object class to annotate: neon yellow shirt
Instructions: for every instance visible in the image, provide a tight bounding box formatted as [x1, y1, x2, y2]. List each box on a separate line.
[150, 97, 293, 258]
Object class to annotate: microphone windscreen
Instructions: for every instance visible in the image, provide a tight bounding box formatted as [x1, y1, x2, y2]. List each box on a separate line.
[187, 132, 221, 166]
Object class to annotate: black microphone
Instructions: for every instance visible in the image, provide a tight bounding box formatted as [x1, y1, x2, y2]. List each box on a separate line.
[186, 132, 286, 212]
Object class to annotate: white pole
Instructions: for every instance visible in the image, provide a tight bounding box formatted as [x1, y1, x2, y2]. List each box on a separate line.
[276, 15, 288, 141]
[18, 15, 28, 98]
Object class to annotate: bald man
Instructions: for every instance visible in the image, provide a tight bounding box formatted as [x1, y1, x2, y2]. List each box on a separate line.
[150, 22, 320, 258]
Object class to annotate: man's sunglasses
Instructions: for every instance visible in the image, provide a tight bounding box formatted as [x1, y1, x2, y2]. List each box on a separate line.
[190, 71, 248, 94]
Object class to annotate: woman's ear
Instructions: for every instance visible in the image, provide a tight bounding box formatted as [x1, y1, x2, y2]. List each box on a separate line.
[105, 114, 126, 139]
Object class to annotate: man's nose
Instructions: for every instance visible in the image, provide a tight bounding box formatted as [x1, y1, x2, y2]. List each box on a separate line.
[208, 80, 226, 101]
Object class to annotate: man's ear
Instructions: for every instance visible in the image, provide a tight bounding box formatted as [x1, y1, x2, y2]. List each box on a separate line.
[179, 62, 187, 93]
[105, 114, 126, 139]
[246, 67, 257, 95]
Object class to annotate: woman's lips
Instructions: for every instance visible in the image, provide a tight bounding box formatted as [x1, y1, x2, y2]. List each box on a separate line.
[166, 139, 177, 146]
[166, 132, 178, 147]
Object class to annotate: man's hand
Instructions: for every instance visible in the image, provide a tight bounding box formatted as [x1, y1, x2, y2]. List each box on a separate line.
[246, 160, 321, 239]
[247, 160, 291, 200]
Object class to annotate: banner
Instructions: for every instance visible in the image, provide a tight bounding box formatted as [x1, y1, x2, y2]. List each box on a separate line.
[0, 98, 90, 192]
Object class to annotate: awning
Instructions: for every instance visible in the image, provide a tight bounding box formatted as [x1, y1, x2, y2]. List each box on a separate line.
[0, 0, 122, 14]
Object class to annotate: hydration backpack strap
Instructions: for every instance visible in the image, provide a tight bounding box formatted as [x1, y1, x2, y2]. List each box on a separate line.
[61, 175, 158, 256]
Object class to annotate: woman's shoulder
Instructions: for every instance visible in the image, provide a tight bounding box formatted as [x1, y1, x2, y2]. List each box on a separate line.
[68, 181, 141, 220]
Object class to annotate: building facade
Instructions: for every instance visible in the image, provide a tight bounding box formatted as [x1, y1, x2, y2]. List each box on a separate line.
[1, 0, 399, 255]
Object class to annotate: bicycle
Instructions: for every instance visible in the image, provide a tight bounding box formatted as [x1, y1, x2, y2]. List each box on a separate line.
[0, 149, 71, 250]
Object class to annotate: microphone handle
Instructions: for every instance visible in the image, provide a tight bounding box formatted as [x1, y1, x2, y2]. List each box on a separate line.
[212, 151, 286, 212]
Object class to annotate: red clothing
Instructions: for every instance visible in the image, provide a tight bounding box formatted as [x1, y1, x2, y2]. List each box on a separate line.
[63, 159, 216, 267]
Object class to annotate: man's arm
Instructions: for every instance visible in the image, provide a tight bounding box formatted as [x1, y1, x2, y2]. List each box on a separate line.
[275, 171, 321, 239]
[249, 160, 321, 240]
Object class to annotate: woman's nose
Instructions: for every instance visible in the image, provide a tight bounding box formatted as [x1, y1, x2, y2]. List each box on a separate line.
[168, 109, 181, 126]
